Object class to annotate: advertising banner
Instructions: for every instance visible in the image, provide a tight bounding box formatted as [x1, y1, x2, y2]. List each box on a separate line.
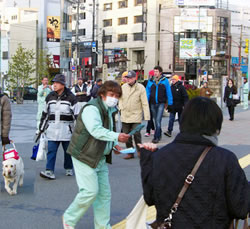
[47, 16, 60, 42]
[176, 0, 216, 6]
[179, 38, 206, 59]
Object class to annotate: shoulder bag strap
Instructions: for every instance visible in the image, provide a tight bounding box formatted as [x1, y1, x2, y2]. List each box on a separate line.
[163, 146, 212, 228]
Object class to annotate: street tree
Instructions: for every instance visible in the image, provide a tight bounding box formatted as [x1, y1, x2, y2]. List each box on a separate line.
[37, 49, 52, 86]
[8, 44, 36, 104]
[136, 51, 146, 82]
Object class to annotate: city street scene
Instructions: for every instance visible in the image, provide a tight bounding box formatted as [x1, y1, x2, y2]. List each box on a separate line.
[0, 0, 249, 229]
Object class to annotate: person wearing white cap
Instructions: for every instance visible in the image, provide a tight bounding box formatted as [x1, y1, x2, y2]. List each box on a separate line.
[119, 70, 150, 159]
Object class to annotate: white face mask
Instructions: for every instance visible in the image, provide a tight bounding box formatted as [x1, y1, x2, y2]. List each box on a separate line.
[105, 96, 118, 108]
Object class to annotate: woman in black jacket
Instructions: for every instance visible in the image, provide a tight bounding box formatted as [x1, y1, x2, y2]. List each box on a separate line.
[140, 97, 249, 229]
[224, 79, 237, 121]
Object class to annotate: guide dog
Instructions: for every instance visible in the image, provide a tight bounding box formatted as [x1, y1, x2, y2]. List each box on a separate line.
[2, 157, 24, 195]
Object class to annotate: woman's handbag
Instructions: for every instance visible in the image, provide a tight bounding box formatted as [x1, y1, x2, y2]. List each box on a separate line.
[147, 146, 212, 229]
[232, 94, 241, 105]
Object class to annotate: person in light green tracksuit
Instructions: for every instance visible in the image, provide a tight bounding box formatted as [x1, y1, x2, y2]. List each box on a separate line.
[36, 76, 52, 130]
[243, 77, 249, 110]
[63, 81, 130, 229]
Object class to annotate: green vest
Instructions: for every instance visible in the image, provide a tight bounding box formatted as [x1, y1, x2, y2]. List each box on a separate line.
[67, 97, 116, 168]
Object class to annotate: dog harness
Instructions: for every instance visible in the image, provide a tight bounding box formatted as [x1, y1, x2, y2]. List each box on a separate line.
[3, 149, 19, 161]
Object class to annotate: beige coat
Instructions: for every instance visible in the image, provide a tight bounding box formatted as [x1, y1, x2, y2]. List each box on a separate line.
[119, 82, 150, 123]
[1, 95, 12, 137]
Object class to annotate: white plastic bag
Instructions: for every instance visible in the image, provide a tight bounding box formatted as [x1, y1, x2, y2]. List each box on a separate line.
[125, 196, 148, 229]
[232, 94, 239, 100]
[36, 133, 47, 161]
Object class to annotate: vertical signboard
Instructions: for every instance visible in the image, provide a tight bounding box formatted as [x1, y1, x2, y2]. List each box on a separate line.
[47, 16, 60, 42]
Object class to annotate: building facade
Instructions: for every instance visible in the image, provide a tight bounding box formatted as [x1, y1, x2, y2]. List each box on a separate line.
[98, 0, 160, 80]
[160, 1, 231, 84]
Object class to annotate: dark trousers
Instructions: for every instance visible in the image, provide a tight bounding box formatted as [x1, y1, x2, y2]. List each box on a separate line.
[150, 103, 165, 140]
[228, 106, 235, 120]
[46, 141, 73, 172]
[168, 110, 182, 133]
[146, 107, 155, 133]
[122, 122, 142, 152]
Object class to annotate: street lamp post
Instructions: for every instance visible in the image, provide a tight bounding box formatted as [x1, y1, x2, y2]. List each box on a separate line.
[91, 0, 96, 80]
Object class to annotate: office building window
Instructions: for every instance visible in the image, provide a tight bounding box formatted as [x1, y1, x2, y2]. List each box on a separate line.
[79, 12, 86, 20]
[11, 15, 17, 20]
[118, 34, 127, 42]
[134, 15, 143, 23]
[118, 0, 128, 8]
[104, 35, 112, 43]
[135, 0, 146, 6]
[2, 52, 8, 60]
[104, 3, 112, 11]
[134, 32, 143, 41]
[217, 17, 228, 52]
[103, 19, 112, 27]
[79, 29, 86, 36]
[118, 17, 128, 25]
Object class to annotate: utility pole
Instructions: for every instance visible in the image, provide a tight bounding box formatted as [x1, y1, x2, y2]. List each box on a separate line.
[227, 35, 231, 78]
[91, 0, 96, 80]
[238, 24, 243, 94]
[74, 0, 80, 83]
[196, 6, 201, 87]
[102, 29, 105, 65]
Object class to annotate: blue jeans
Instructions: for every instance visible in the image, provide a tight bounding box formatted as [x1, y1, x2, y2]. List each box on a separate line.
[168, 111, 182, 133]
[150, 103, 165, 140]
[46, 141, 73, 172]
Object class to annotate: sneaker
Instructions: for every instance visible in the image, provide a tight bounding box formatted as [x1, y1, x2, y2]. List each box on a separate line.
[62, 216, 75, 229]
[164, 131, 172, 137]
[144, 133, 150, 137]
[40, 170, 55, 180]
[65, 169, 73, 176]
[152, 139, 159, 144]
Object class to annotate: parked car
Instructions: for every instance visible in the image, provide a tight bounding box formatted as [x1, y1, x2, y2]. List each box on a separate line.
[13, 87, 37, 101]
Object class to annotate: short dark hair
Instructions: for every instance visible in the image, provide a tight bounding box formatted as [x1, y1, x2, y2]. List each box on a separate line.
[97, 79, 102, 83]
[154, 65, 163, 73]
[97, 80, 122, 97]
[180, 97, 223, 136]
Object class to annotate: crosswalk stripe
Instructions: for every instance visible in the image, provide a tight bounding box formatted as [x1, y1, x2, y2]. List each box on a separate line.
[112, 155, 249, 228]
[239, 154, 250, 169]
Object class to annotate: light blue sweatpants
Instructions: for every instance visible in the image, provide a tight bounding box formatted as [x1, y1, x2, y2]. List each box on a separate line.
[63, 156, 112, 229]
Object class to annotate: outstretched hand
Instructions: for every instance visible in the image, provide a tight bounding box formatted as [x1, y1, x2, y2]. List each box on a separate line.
[118, 133, 130, 143]
[138, 143, 157, 152]
[113, 145, 122, 154]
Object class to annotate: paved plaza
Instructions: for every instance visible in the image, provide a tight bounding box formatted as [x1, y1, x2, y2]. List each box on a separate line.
[0, 102, 249, 229]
